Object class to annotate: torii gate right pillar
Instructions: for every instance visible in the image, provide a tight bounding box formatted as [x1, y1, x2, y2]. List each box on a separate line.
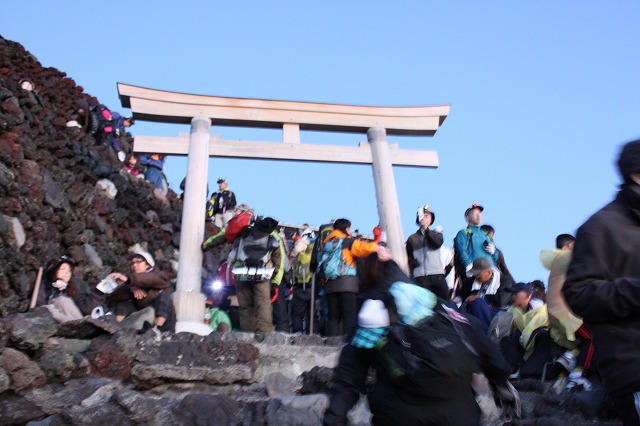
[368, 127, 409, 272]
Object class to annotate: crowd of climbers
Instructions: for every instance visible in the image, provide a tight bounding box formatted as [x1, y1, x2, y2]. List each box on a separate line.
[40, 108, 640, 424]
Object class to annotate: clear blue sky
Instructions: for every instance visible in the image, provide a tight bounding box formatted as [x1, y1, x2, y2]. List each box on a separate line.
[4, 2, 639, 284]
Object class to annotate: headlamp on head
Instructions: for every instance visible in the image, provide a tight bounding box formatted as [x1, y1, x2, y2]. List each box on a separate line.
[416, 205, 435, 225]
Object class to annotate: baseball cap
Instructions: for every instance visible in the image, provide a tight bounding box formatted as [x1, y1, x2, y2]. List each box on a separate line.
[464, 203, 484, 217]
[504, 282, 534, 294]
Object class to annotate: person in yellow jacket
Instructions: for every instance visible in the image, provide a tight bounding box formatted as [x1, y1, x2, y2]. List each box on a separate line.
[318, 218, 380, 337]
[506, 282, 550, 362]
[292, 241, 315, 333]
[540, 234, 583, 347]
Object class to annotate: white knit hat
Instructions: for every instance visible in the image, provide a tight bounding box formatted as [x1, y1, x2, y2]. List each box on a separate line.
[358, 299, 390, 328]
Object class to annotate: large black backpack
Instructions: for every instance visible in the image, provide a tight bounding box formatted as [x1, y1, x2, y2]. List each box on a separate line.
[377, 305, 481, 397]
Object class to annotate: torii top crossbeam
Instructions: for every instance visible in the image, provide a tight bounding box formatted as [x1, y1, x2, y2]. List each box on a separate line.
[118, 83, 448, 136]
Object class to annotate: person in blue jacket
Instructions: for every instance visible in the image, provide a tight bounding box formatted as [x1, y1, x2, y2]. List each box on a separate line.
[139, 153, 165, 189]
[454, 204, 499, 302]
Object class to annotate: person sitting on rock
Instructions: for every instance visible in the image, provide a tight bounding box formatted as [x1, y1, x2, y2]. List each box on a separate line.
[205, 293, 232, 332]
[497, 282, 557, 380]
[37, 255, 105, 323]
[139, 153, 166, 191]
[123, 153, 143, 177]
[460, 257, 512, 330]
[107, 251, 176, 333]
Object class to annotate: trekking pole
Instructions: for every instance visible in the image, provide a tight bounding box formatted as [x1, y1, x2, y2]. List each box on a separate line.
[309, 273, 315, 336]
[29, 267, 43, 309]
[301, 265, 306, 291]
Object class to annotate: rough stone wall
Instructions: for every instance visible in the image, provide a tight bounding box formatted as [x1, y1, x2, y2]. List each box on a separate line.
[0, 36, 188, 316]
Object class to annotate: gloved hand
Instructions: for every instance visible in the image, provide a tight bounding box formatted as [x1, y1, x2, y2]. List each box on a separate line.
[373, 225, 382, 242]
[270, 284, 279, 303]
[484, 242, 496, 255]
[52, 279, 68, 291]
[465, 264, 473, 278]
[117, 151, 126, 162]
[492, 380, 521, 420]
[434, 225, 443, 233]
[201, 236, 214, 251]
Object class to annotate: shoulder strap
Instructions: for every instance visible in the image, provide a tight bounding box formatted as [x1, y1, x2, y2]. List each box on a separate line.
[437, 305, 479, 357]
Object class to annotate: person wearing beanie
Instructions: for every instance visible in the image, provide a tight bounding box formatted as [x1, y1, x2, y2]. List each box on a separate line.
[564, 138, 640, 425]
[107, 251, 176, 332]
[405, 204, 450, 300]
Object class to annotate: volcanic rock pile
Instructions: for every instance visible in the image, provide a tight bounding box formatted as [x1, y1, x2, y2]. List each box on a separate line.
[0, 36, 184, 316]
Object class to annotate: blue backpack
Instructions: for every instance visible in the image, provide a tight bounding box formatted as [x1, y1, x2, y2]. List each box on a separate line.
[319, 238, 355, 281]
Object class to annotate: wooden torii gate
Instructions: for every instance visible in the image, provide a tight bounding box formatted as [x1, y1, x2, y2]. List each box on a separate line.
[118, 83, 449, 335]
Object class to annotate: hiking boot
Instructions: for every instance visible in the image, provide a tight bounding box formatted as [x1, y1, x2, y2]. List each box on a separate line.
[555, 350, 577, 373]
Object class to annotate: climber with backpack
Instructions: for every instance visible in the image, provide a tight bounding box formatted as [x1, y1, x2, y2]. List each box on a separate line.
[317, 218, 381, 337]
[228, 216, 285, 332]
[323, 246, 521, 425]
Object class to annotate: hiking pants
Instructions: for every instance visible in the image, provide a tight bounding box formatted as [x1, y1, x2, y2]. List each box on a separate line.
[213, 212, 234, 229]
[236, 279, 274, 332]
[415, 274, 450, 300]
[369, 383, 481, 426]
[326, 292, 357, 337]
[291, 288, 311, 333]
[46, 295, 83, 323]
[611, 391, 640, 426]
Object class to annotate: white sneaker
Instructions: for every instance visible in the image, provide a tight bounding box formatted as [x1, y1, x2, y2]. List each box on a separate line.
[556, 351, 577, 373]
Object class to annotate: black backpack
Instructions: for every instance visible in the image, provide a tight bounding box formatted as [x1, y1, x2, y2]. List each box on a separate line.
[377, 305, 480, 397]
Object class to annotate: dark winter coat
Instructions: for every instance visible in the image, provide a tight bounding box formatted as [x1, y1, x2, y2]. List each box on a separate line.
[406, 228, 445, 277]
[563, 186, 640, 397]
[324, 262, 510, 425]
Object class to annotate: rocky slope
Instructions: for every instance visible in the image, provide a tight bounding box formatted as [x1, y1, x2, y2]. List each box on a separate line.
[0, 35, 186, 316]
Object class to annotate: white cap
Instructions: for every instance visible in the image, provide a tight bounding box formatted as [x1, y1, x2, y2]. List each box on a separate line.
[358, 299, 390, 328]
[133, 251, 155, 267]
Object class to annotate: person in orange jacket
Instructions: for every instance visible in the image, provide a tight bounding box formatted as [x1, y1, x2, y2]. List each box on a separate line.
[318, 218, 380, 337]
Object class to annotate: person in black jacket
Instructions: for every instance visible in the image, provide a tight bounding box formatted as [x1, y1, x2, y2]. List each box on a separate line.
[406, 205, 450, 300]
[37, 255, 105, 322]
[324, 247, 519, 425]
[208, 178, 237, 228]
[564, 139, 640, 426]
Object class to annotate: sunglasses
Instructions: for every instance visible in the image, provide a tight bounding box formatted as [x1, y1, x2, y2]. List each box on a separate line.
[130, 259, 145, 265]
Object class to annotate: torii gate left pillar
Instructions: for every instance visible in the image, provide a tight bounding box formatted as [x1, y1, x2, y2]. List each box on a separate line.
[171, 116, 212, 335]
